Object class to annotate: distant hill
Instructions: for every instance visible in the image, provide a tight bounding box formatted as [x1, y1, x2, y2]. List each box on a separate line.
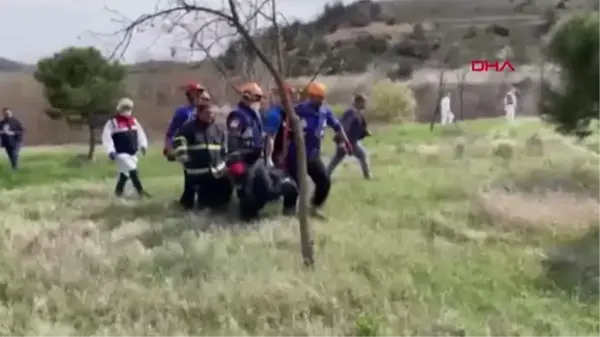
[214, 0, 593, 80]
[0, 57, 29, 72]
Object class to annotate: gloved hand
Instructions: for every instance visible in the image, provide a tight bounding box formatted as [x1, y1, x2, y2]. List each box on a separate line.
[140, 147, 147, 156]
[344, 141, 353, 155]
[108, 152, 116, 160]
[162, 147, 170, 157]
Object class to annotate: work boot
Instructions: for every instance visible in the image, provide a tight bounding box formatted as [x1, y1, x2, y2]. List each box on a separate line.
[309, 206, 328, 220]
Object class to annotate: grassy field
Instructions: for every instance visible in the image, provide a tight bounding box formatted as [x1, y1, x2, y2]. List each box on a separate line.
[0, 118, 598, 335]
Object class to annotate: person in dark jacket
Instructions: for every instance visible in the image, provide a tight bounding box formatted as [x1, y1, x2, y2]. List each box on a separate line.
[164, 81, 208, 207]
[0, 107, 24, 170]
[172, 93, 233, 211]
[326, 93, 372, 179]
[101, 98, 150, 197]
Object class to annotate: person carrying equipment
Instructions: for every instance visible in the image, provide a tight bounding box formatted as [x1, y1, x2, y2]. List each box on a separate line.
[164, 81, 207, 207]
[172, 91, 233, 211]
[101, 97, 150, 198]
[226, 82, 298, 220]
[265, 81, 352, 219]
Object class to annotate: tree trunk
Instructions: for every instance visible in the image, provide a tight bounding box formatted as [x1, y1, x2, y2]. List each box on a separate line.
[225, 0, 313, 267]
[459, 81, 465, 120]
[87, 122, 96, 160]
[430, 69, 446, 131]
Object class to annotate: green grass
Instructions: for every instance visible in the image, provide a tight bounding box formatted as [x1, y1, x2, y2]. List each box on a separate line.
[0, 118, 598, 335]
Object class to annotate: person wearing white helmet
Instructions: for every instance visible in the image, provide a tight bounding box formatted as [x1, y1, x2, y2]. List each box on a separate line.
[101, 97, 150, 198]
[504, 86, 518, 122]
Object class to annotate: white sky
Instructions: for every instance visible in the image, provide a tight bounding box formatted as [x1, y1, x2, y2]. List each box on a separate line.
[0, 0, 355, 64]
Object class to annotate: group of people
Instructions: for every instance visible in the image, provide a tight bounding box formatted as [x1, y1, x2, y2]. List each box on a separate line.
[439, 86, 519, 125]
[102, 80, 373, 221]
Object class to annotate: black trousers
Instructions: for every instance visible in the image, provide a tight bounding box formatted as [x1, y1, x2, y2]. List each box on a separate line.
[283, 156, 331, 209]
[179, 172, 233, 210]
[4, 143, 21, 169]
[237, 160, 298, 220]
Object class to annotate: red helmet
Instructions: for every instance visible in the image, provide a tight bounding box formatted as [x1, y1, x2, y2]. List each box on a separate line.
[184, 81, 205, 93]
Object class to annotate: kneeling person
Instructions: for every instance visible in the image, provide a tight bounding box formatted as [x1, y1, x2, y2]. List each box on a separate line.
[172, 95, 233, 210]
[102, 97, 150, 197]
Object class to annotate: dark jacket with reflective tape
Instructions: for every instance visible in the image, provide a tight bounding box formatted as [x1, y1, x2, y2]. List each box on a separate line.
[172, 118, 228, 177]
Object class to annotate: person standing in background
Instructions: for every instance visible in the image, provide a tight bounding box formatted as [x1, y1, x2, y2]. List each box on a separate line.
[327, 93, 372, 179]
[0, 107, 25, 170]
[440, 92, 454, 125]
[504, 86, 518, 122]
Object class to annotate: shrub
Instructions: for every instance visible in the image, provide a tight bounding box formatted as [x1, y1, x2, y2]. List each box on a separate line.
[368, 80, 417, 123]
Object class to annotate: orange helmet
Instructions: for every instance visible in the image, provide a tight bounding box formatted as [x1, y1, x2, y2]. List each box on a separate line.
[306, 82, 326, 98]
[239, 82, 264, 100]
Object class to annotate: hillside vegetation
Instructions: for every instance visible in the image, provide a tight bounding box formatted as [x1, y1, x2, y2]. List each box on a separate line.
[0, 119, 598, 335]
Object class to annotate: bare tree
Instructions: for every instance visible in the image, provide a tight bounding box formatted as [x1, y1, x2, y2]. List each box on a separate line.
[109, 0, 315, 267]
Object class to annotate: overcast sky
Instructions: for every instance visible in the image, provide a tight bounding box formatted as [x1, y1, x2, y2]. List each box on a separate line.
[0, 0, 355, 64]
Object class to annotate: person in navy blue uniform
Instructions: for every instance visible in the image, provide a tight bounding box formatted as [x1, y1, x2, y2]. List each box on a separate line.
[101, 98, 150, 198]
[171, 93, 233, 211]
[264, 82, 352, 219]
[0, 108, 24, 170]
[226, 82, 297, 220]
[163, 81, 208, 208]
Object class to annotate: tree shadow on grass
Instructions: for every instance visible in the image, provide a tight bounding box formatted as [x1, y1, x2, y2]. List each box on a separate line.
[538, 227, 599, 302]
[130, 211, 246, 249]
[84, 198, 190, 230]
[84, 197, 253, 247]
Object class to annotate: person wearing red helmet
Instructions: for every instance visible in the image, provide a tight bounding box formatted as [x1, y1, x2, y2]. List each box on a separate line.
[164, 81, 208, 208]
[171, 90, 233, 210]
[164, 81, 206, 158]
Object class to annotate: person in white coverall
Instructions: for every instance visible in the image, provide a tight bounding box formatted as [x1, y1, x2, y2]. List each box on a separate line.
[101, 98, 151, 197]
[504, 87, 518, 121]
[440, 92, 454, 125]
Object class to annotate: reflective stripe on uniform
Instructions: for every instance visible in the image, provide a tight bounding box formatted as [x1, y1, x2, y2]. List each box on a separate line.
[174, 143, 221, 153]
[185, 161, 227, 176]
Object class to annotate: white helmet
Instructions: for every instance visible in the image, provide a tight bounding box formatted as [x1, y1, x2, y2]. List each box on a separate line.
[116, 97, 134, 112]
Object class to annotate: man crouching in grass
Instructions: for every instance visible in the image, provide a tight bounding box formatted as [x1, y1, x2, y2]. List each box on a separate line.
[101, 98, 151, 198]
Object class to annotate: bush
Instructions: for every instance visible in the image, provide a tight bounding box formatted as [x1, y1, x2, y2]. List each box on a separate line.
[368, 80, 417, 123]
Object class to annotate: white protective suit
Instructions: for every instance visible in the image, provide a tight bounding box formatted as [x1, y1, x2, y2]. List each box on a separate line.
[504, 90, 517, 121]
[440, 95, 454, 125]
[101, 99, 149, 176]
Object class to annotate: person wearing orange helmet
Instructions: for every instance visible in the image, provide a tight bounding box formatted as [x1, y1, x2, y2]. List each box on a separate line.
[171, 90, 233, 210]
[278, 81, 352, 219]
[225, 82, 298, 220]
[164, 81, 208, 208]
